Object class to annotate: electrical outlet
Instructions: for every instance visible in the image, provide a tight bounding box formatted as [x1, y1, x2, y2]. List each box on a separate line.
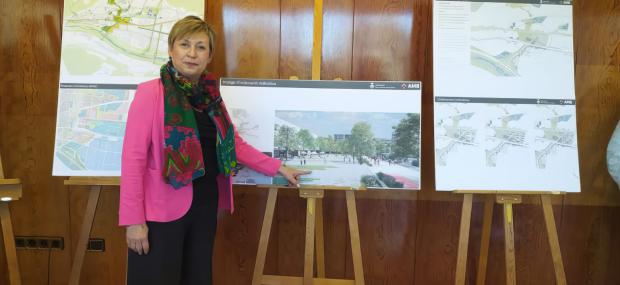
[87, 238, 105, 252]
[15, 236, 64, 250]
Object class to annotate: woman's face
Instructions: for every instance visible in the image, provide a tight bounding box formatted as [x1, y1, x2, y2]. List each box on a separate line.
[168, 32, 211, 83]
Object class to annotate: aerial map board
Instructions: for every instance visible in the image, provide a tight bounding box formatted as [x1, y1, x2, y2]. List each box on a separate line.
[433, 0, 580, 192]
[221, 79, 422, 190]
[52, 0, 203, 176]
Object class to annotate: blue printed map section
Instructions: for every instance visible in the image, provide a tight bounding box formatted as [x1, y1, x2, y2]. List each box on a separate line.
[53, 88, 134, 176]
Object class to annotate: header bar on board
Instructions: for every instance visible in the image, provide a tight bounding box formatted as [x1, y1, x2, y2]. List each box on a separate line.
[435, 96, 576, 105]
[221, 78, 422, 91]
[435, 0, 572, 5]
[60, 83, 138, 90]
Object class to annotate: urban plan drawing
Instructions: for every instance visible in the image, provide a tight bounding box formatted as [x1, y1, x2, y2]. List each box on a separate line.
[53, 0, 203, 176]
[433, 0, 579, 192]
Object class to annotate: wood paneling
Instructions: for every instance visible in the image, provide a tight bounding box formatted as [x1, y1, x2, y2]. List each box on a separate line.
[321, 0, 354, 80]
[357, 198, 418, 284]
[1, 0, 620, 284]
[0, 1, 72, 284]
[352, 0, 415, 81]
[69, 187, 125, 285]
[212, 189, 268, 285]
[413, 200, 461, 284]
[280, 0, 314, 79]
[572, 0, 620, 197]
[560, 205, 620, 285]
[211, 0, 281, 78]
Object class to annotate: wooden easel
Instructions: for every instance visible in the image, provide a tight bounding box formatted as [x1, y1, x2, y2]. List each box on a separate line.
[64, 176, 119, 285]
[252, 186, 365, 285]
[256, 0, 364, 283]
[453, 191, 567, 285]
[0, 153, 23, 285]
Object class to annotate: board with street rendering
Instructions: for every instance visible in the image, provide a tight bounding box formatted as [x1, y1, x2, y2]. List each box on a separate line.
[221, 79, 422, 190]
[433, 0, 580, 192]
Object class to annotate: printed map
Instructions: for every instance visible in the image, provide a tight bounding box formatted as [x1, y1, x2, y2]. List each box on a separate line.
[53, 0, 203, 175]
[436, 109, 478, 167]
[60, 0, 203, 84]
[470, 3, 573, 77]
[54, 88, 133, 175]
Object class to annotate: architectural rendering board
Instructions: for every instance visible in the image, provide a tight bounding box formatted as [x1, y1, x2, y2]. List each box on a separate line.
[433, 0, 580, 192]
[221, 79, 422, 190]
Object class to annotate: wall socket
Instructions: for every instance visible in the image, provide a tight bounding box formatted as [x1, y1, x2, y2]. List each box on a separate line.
[87, 238, 105, 252]
[15, 236, 64, 250]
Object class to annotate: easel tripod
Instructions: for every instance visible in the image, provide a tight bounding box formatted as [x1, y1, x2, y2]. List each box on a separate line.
[0, 153, 23, 285]
[252, 186, 365, 285]
[454, 190, 567, 285]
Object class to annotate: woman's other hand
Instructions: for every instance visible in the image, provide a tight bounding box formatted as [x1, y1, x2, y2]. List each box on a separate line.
[126, 223, 150, 255]
[278, 165, 311, 187]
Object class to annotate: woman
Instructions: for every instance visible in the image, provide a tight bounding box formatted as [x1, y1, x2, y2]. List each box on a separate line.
[119, 15, 309, 284]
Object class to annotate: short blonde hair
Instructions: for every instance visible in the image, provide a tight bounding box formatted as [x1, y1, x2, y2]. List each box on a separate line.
[168, 15, 216, 54]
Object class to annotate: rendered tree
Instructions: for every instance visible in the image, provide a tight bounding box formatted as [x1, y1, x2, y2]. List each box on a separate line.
[390, 113, 420, 161]
[297, 129, 316, 151]
[347, 122, 376, 164]
[374, 138, 390, 158]
[316, 135, 337, 153]
[274, 125, 299, 161]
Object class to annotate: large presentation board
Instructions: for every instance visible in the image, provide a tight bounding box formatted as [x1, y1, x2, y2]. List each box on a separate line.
[433, 0, 580, 192]
[52, 0, 203, 176]
[221, 79, 422, 190]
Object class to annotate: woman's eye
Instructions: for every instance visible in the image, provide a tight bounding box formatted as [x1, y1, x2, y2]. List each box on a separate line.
[180, 42, 189, 47]
[198, 46, 206, 50]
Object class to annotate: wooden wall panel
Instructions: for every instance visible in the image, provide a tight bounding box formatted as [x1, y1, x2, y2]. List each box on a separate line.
[511, 204, 557, 284]
[357, 198, 418, 284]
[321, 191, 350, 278]
[280, 0, 314, 79]
[211, 0, 281, 78]
[560, 205, 620, 285]
[212, 190, 268, 285]
[273, 194, 307, 276]
[351, 0, 415, 81]
[206, 0, 228, 77]
[321, 0, 354, 80]
[572, 0, 620, 196]
[415, 0, 437, 195]
[69, 187, 126, 285]
[0, 0, 620, 284]
[413, 200, 461, 284]
[0, 1, 72, 284]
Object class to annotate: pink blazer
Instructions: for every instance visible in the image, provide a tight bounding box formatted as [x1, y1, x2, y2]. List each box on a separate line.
[119, 79, 281, 226]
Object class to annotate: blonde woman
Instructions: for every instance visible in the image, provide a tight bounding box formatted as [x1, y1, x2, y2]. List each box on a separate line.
[119, 16, 309, 284]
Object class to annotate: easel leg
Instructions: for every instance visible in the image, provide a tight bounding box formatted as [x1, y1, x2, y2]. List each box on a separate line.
[304, 198, 317, 285]
[0, 202, 21, 285]
[503, 203, 516, 285]
[315, 199, 325, 278]
[455, 193, 473, 285]
[252, 187, 279, 285]
[476, 195, 494, 285]
[69, 185, 101, 285]
[346, 191, 364, 285]
[541, 195, 567, 285]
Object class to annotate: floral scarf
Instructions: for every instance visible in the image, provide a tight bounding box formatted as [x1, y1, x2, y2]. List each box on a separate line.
[161, 61, 238, 189]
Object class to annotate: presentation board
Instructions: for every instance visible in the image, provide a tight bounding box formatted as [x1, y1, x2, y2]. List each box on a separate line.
[221, 79, 422, 190]
[52, 0, 203, 176]
[433, 0, 580, 192]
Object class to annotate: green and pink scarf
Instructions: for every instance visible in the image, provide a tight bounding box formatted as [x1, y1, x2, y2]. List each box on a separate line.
[161, 61, 238, 189]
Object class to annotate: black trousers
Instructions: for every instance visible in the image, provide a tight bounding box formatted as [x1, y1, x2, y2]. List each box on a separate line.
[127, 176, 219, 285]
